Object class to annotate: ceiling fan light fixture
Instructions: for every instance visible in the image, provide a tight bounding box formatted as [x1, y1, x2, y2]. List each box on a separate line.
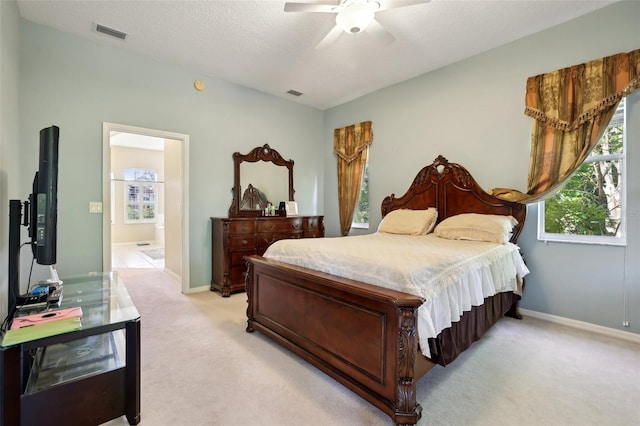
[335, 2, 375, 34]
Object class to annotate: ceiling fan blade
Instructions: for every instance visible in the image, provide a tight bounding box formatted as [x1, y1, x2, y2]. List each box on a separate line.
[284, 2, 341, 13]
[377, 0, 430, 12]
[315, 25, 344, 50]
[367, 19, 395, 45]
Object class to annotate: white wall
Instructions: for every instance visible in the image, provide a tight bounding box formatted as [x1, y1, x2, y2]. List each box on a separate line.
[324, 1, 640, 335]
[164, 139, 182, 278]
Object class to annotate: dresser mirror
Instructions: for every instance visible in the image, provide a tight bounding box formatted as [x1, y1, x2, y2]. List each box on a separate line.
[229, 144, 294, 217]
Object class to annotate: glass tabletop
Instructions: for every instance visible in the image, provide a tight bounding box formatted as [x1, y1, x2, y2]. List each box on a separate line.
[6, 272, 140, 347]
[55, 271, 140, 328]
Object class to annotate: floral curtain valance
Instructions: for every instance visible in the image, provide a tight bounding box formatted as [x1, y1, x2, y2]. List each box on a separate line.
[524, 49, 639, 131]
[334, 121, 373, 163]
[492, 49, 640, 203]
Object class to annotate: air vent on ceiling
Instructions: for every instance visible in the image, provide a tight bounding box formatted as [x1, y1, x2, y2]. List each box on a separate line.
[95, 23, 127, 40]
[287, 90, 303, 97]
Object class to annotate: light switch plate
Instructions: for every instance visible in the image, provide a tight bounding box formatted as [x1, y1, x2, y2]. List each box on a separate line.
[89, 202, 103, 213]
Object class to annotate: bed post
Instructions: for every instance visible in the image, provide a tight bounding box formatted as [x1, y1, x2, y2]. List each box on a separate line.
[245, 261, 255, 333]
[394, 306, 423, 425]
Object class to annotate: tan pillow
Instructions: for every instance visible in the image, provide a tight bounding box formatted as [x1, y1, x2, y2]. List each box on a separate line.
[434, 213, 518, 244]
[378, 208, 438, 235]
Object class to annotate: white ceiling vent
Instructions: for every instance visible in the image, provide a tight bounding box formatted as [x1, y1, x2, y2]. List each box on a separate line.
[95, 23, 127, 40]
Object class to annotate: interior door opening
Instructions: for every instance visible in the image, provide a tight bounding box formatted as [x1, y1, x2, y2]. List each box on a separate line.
[102, 123, 190, 293]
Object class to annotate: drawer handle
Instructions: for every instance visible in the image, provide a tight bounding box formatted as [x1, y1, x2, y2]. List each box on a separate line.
[241, 239, 248, 245]
[240, 226, 249, 232]
[264, 237, 277, 244]
[292, 223, 301, 230]
[265, 224, 276, 231]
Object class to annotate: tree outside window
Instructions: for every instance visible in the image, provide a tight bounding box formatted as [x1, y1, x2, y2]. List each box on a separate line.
[539, 98, 625, 245]
[352, 160, 369, 229]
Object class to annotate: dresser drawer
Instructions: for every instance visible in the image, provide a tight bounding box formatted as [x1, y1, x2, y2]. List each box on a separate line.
[229, 235, 256, 249]
[211, 215, 323, 297]
[229, 265, 248, 284]
[257, 232, 302, 251]
[305, 217, 321, 230]
[258, 218, 303, 233]
[303, 230, 323, 238]
[230, 249, 255, 266]
[228, 221, 256, 234]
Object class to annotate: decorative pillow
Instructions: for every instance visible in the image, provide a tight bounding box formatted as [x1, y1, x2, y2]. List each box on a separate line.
[434, 213, 518, 244]
[377, 208, 438, 236]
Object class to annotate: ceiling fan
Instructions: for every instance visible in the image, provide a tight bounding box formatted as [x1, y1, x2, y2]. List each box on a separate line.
[284, 0, 431, 49]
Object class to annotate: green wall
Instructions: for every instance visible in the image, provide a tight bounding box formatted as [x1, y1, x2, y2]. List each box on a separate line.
[8, 17, 323, 299]
[0, 0, 21, 320]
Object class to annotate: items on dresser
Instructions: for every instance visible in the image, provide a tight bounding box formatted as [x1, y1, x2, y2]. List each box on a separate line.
[211, 215, 324, 296]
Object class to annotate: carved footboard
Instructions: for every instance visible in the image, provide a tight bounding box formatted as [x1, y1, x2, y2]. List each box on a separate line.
[245, 255, 425, 425]
[244, 156, 528, 424]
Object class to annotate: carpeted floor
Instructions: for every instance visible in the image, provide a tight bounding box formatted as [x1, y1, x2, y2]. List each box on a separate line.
[104, 269, 640, 426]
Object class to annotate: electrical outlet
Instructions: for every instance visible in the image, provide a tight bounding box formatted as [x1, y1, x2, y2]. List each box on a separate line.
[89, 202, 103, 213]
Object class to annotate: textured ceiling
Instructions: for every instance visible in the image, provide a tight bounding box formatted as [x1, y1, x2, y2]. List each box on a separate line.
[17, 0, 617, 110]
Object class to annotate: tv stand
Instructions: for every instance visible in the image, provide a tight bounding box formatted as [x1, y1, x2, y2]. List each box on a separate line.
[0, 272, 141, 425]
[8, 199, 26, 316]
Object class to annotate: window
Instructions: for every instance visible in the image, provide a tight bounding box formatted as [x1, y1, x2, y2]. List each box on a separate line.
[124, 168, 157, 224]
[351, 153, 369, 229]
[538, 98, 626, 245]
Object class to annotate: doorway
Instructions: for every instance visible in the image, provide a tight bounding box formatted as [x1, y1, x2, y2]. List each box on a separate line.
[102, 123, 190, 293]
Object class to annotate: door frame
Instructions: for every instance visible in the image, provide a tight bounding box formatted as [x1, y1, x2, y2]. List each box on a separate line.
[102, 122, 190, 293]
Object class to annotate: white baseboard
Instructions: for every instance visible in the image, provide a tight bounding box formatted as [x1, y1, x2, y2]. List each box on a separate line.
[183, 284, 210, 294]
[159, 268, 210, 294]
[520, 308, 640, 344]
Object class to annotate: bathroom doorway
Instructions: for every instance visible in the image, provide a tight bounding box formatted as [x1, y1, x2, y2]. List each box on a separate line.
[102, 123, 190, 293]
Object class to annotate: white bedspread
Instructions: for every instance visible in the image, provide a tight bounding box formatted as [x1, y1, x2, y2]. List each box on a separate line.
[263, 233, 529, 358]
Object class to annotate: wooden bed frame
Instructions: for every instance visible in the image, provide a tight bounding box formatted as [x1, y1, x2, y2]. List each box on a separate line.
[245, 155, 527, 425]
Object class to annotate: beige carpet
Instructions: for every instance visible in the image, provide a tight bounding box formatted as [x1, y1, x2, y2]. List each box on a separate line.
[104, 269, 640, 426]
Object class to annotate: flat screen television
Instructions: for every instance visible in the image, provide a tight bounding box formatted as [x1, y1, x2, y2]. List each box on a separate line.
[6, 125, 60, 318]
[30, 125, 59, 265]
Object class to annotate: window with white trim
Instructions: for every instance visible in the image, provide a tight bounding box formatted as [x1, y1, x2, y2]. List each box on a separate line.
[124, 168, 157, 224]
[538, 98, 626, 245]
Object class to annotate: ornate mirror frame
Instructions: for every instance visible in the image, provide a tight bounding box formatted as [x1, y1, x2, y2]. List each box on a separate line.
[229, 144, 295, 217]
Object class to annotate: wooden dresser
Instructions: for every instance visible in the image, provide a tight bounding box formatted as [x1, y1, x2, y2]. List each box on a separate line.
[211, 215, 324, 296]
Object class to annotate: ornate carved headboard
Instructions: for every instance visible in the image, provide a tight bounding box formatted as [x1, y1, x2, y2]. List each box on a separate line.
[381, 155, 527, 243]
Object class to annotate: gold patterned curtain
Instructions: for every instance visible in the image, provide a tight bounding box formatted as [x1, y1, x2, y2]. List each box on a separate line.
[334, 121, 373, 236]
[492, 49, 640, 203]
